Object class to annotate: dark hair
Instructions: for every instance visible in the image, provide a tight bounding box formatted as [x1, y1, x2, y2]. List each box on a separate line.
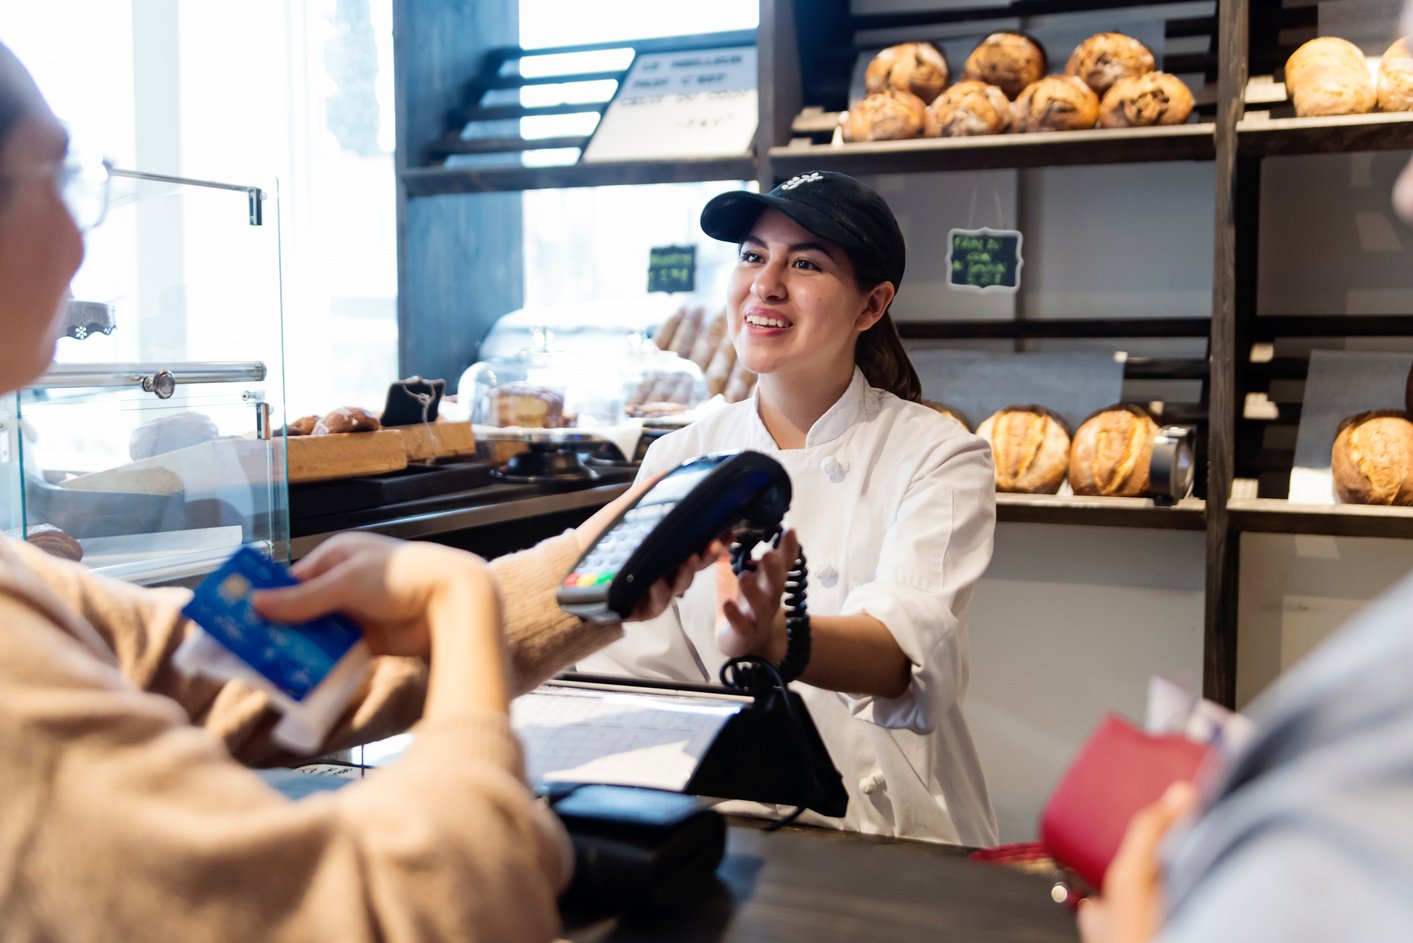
[847, 252, 923, 403]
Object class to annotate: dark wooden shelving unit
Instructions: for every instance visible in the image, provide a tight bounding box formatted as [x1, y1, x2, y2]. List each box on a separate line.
[997, 495, 1206, 529]
[768, 124, 1217, 176]
[394, 0, 1413, 707]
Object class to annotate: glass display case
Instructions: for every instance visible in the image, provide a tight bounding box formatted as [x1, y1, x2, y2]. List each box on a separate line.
[0, 169, 287, 584]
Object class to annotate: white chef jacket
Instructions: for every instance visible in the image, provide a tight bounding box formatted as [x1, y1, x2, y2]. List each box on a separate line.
[579, 368, 999, 845]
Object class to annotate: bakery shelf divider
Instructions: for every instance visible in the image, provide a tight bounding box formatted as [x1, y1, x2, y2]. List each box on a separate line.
[768, 124, 1217, 178]
[1227, 498, 1413, 538]
[895, 318, 1212, 340]
[401, 156, 759, 196]
[1237, 111, 1413, 157]
[997, 494, 1207, 530]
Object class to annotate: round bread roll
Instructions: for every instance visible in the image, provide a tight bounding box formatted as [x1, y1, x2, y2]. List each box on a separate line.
[1067, 403, 1161, 497]
[1378, 37, 1413, 112]
[129, 412, 221, 461]
[866, 42, 950, 104]
[26, 523, 83, 562]
[1099, 72, 1195, 128]
[976, 405, 1072, 494]
[1012, 75, 1100, 132]
[1331, 410, 1413, 506]
[1284, 37, 1375, 117]
[963, 32, 1047, 100]
[921, 400, 972, 431]
[841, 89, 928, 142]
[1065, 33, 1156, 99]
[314, 406, 381, 435]
[283, 415, 319, 436]
[924, 80, 1012, 137]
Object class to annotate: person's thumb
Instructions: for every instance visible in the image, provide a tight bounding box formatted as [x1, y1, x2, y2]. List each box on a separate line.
[251, 574, 346, 624]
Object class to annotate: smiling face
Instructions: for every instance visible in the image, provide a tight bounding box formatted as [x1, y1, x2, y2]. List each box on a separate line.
[0, 50, 82, 393]
[726, 208, 894, 390]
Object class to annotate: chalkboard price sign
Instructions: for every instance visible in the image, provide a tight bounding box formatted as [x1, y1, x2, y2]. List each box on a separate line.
[946, 227, 1023, 294]
[648, 245, 697, 293]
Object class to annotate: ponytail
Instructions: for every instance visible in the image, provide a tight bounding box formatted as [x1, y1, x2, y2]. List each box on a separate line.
[856, 312, 922, 402]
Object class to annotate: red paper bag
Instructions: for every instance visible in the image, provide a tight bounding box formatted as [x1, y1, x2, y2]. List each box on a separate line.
[1039, 713, 1210, 891]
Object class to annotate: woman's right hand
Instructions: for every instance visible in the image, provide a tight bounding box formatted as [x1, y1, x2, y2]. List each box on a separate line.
[253, 533, 511, 716]
[252, 532, 499, 659]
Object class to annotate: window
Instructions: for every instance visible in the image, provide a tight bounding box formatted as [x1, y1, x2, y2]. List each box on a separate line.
[516, 0, 759, 311]
[0, 0, 399, 416]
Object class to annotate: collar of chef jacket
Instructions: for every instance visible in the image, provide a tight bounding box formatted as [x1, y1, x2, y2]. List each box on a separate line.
[744, 366, 876, 451]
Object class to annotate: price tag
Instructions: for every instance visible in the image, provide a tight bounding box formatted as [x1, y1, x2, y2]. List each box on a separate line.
[648, 245, 696, 293]
[946, 227, 1023, 294]
[582, 47, 757, 162]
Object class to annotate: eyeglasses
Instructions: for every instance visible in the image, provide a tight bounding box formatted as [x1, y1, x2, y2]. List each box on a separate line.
[0, 151, 112, 231]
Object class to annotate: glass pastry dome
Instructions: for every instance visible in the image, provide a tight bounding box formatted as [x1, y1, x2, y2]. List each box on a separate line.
[458, 327, 707, 429]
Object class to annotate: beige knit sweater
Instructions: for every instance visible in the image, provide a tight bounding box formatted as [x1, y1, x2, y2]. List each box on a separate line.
[0, 532, 623, 943]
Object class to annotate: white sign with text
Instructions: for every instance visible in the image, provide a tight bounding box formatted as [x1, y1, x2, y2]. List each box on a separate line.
[582, 46, 758, 162]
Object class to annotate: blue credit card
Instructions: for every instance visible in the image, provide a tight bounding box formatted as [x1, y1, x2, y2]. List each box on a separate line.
[181, 547, 362, 702]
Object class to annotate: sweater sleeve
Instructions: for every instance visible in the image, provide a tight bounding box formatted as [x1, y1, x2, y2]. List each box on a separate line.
[4, 534, 623, 764]
[0, 592, 570, 943]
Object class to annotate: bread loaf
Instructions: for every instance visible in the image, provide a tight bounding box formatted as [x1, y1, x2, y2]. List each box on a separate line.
[314, 406, 381, 435]
[841, 90, 928, 142]
[488, 386, 565, 428]
[656, 306, 685, 351]
[921, 400, 972, 431]
[977, 405, 1072, 494]
[963, 32, 1047, 100]
[1099, 72, 1195, 128]
[704, 329, 737, 397]
[26, 524, 83, 562]
[688, 308, 728, 370]
[1284, 37, 1375, 117]
[1012, 75, 1100, 132]
[1067, 403, 1161, 497]
[925, 81, 1012, 137]
[866, 42, 950, 104]
[669, 304, 707, 359]
[1378, 37, 1413, 112]
[129, 412, 221, 460]
[1331, 410, 1413, 506]
[1066, 33, 1156, 99]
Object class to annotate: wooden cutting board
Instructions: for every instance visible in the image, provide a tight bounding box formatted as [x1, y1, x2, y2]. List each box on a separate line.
[285, 429, 408, 482]
[390, 421, 476, 463]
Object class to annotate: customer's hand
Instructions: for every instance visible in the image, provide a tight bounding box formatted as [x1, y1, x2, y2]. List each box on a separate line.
[713, 529, 800, 661]
[253, 533, 498, 659]
[1077, 780, 1199, 943]
[574, 476, 729, 623]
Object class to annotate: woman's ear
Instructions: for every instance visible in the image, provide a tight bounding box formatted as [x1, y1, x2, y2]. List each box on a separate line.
[855, 281, 895, 332]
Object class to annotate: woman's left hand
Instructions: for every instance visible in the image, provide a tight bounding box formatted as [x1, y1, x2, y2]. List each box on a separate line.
[714, 529, 800, 661]
[573, 477, 728, 624]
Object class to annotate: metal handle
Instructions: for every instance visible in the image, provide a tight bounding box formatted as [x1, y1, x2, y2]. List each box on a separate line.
[32, 361, 267, 392]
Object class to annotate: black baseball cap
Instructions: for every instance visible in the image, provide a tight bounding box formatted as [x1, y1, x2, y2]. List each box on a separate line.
[700, 171, 906, 290]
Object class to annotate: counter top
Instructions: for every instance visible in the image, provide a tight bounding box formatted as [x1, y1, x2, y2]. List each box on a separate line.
[561, 818, 1077, 943]
[290, 480, 631, 559]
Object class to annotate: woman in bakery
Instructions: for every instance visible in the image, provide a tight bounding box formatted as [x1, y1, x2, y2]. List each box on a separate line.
[580, 171, 999, 846]
[0, 41, 720, 941]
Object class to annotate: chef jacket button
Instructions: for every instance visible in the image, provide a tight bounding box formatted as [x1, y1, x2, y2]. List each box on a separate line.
[820, 456, 847, 482]
[817, 565, 839, 588]
[860, 770, 886, 795]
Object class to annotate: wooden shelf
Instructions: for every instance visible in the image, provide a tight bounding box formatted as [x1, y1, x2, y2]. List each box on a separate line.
[1237, 112, 1413, 157]
[768, 124, 1215, 178]
[1227, 498, 1413, 538]
[996, 494, 1206, 530]
[896, 317, 1211, 340]
[401, 155, 756, 195]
